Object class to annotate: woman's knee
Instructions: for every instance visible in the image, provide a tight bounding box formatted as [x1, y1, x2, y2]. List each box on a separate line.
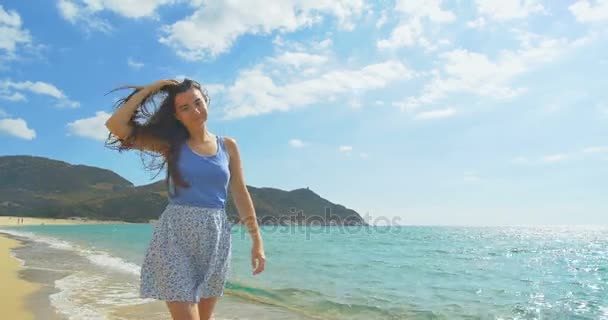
[197, 297, 219, 320]
[166, 301, 199, 320]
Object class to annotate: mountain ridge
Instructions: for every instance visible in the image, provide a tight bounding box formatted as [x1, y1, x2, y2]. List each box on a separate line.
[0, 155, 367, 225]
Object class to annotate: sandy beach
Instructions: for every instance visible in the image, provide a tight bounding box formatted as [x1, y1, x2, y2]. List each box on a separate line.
[0, 216, 128, 320]
[0, 234, 40, 320]
[0, 216, 128, 227]
[0, 217, 315, 320]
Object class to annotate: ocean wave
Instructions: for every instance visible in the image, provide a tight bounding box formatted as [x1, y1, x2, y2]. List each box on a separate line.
[1, 228, 141, 276]
[0, 229, 74, 250]
[84, 251, 141, 276]
[8, 249, 26, 267]
[224, 281, 407, 320]
[50, 274, 110, 320]
[1, 228, 153, 317]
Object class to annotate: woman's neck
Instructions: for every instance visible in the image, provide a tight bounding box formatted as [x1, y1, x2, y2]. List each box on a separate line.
[188, 124, 212, 144]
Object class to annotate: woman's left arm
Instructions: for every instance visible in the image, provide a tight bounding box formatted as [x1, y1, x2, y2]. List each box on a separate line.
[224, 137, 266, 275]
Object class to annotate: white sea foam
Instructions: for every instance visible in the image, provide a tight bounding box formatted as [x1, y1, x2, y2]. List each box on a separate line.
[50, 274, 109, 320]
[1, 228, 141, 275]
[1, 228, 153, 315]
[0, 229, 74, 250]
[599, 306, 608, 320]
[50, 271, 154, 318]
[84, 250, 141, 276]
[8, 249, 26, 267]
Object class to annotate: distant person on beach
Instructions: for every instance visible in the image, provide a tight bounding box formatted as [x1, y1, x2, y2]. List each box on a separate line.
[105, 78, 266, 320]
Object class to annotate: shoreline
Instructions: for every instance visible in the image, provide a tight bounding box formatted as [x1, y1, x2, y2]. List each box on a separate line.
[0, 221, 315, 320]
[0, 217, 130, 320]
[0, 216, 131, 227]
[0, 233, 43, 320]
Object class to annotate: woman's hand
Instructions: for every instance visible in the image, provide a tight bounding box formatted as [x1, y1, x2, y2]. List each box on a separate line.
[146, 79, 179, 94]
[251, 243, 266, 276]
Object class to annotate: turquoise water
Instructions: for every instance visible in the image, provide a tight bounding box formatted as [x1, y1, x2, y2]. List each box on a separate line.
[2, 224, 607, 319]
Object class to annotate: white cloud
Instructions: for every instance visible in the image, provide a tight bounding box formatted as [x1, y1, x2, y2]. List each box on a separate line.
[400, 32, 590, 111]
[512, 153, 571, 165]
[466, 17, 486, 29]
[414, 107, 456, 120]
[395, 0, 456, 23]
[541, 153, 569, 163]
[57, 0, 112, 33]
[0, 91, 26, 101]
[315, 38, 333, 50]
[273, 36, 333, 53]
[569, 0, 608, 23]
[583, 146, 608, 153]
[127, 57, 144, 70]
[56, 99, 81, 108]
[57, 0, 176, 33]
[376, 10, 388, 28]
[58, 0, 174, 19]
[4, 80, 64, 98]
[0, 107, 8, 117]
[339, 145, 352, 152]
[66, 111, 111, 141]
[219, 59, 413, 119]
[474, 0, 545, 21]
[269, 52, 328, 69]
[289, 139, 305, 148]
[359, 152, 369, 159]
[377, 0, 454, 50]
[268, 37, 333, 77]
[0, 79, 79, 108]
[160, 1, 365, 60]
[0, 117, 36, 140]
[377, 19, 423, 49]
[204, 84, 226, 96]
[0, 5, 32, 59]
[400, 49, 525, 111]
[57, 0, 79, 22]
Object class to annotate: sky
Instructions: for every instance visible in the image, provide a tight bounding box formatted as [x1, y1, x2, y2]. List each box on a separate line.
[1, 0, 607, 226]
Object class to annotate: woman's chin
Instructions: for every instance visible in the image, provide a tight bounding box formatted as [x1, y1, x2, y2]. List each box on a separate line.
[191, 117, 206, 125]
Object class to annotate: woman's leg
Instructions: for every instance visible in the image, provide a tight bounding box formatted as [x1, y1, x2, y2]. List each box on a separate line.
[166, 301, 199, 320]
[197, 297, 219, 320]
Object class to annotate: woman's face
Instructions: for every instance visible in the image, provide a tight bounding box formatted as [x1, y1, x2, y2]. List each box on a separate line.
[174, 88, 208, 128]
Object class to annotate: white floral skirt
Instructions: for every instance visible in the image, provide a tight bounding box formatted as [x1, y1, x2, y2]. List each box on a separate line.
[139, 203, 232, 302]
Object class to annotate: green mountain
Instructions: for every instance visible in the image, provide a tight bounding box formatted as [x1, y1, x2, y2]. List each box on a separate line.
[0, 155, 367, 225]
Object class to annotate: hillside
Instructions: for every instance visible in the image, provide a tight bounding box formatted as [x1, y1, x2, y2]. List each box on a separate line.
[0, 155, 366, 225]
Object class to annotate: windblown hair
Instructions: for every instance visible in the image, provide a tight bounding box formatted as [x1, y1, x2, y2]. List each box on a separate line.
[104, 79, 210, 192]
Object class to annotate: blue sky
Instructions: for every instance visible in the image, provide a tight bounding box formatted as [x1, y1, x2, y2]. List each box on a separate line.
[1, 0, 607, 225]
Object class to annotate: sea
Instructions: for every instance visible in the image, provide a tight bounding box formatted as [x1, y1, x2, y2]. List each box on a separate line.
[1, 223, 607, 319]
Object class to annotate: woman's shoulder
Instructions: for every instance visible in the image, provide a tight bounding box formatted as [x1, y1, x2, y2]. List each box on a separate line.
[219, 136, 239, 159]
[219, 135, 236, 145]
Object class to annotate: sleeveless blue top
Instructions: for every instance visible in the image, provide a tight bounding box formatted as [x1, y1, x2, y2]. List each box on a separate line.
[168, 135, 231, 208]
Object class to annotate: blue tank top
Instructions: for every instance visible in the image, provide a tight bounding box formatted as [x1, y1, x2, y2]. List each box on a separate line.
[168, 135, 231, 208]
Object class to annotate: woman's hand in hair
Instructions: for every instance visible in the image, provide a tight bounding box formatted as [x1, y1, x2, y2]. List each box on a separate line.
[146, 79, 180, 94]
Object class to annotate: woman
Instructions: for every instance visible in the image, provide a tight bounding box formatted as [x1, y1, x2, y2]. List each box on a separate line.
[104, 78, 265, 320]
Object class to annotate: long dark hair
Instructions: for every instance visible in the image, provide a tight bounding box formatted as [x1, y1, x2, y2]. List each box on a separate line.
[104, 79, 211, 192]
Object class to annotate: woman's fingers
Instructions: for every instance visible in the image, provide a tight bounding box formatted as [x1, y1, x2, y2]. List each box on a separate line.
[252, 255, 265, 275]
